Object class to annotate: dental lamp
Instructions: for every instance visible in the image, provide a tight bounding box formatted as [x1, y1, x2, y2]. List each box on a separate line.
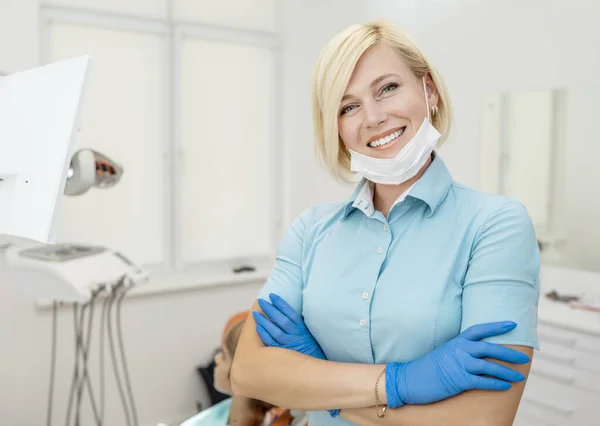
[65, 148, 124, 195]
[0, 56, 92, 246]
[0, 56, 147, 302]
[1, 58, 145, 426]
[4, 147, 148, 303]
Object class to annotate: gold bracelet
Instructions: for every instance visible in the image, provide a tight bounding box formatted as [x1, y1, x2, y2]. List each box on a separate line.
[374, 366, 388, 419]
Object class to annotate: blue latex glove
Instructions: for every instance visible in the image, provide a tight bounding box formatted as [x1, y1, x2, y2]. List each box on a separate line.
[253, 294, 340, 416]
[385, 321, 531, 408]
[253, 294, 326, 360]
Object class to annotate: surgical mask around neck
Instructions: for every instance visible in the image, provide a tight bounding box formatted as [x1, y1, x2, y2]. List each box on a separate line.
[348, 78, 441, 185]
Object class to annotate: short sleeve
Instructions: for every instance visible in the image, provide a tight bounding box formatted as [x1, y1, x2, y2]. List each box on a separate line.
[461, 200, 541, 349]
[256, 206, 314, 314]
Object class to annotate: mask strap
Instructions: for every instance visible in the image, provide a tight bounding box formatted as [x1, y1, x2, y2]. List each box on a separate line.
[423, 77, 430, 122]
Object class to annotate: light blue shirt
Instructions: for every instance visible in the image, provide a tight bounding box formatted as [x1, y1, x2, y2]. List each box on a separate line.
[257, 154, 540, 426]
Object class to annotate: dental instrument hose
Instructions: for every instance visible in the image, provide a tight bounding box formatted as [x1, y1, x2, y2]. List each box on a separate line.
[117, 279, 139, 426]
[99, 292, 110, 426]
[66, 297, 102, 426]
[108, 276, 132, 426]
[74, 292, 102, 426]
[52, 277, 137, 426]
[65, 304, 82, 426]
[46, 301, 58, 426]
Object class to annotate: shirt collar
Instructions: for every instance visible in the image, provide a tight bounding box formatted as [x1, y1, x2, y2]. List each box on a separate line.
[342, 152, 453, 219]
[408, 153, 453, 216]
[342, 178, 370, 219]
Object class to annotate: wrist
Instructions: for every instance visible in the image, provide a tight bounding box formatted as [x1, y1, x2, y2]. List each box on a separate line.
[377, 367, 387, 405]
[385, 362, 406, 409]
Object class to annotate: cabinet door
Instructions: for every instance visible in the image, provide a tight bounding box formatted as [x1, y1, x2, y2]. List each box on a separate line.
[514, 404, 560, 426]
[524, 372, 598, 426]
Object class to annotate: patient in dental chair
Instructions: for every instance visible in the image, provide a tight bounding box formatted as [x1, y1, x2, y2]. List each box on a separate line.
[180, 311, 308, 426]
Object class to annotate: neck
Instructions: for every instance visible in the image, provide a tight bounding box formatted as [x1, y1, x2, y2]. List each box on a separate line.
[373, 154, 433, 217]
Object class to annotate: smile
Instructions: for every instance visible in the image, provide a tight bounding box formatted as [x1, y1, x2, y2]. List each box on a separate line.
[368, 127, 406, 148]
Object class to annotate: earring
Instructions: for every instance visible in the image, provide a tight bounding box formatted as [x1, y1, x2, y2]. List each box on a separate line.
[430, 105, 438, 116]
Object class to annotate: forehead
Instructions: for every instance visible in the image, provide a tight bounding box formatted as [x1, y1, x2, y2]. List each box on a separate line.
[345, 44, 413, 92]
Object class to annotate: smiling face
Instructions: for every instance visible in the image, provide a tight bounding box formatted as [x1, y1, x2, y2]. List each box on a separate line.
[337, 43, 439, 159]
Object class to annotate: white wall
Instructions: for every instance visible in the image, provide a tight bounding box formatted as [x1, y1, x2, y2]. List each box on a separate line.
[363, 0, 600, 274]
[281, 0, 367, 225]
[366, 0, 600, 188]
[0, 0, 367, 425]
[0, 0, 39, 73]
[561, 88, 600, 272]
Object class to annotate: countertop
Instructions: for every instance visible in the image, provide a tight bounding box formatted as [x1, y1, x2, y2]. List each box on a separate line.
[538, 265, 600, 336]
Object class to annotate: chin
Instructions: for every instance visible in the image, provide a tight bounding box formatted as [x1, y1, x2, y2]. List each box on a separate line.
[215, 383, 232, 396]
[213, 377, 231, 395]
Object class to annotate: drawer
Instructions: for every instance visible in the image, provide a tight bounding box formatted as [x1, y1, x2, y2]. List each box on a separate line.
[521, 375, 575, 423]
[535, 341, 577, 367]
[538, 322, 600, 355]
[538, 323, 578, 349]
[517, 400, 562, 426]
[577, 349, 600, 374]
[524, 373, 598, 426]
[530, 358, 576, 387]
[532, 355, 600, 395]
[577, 333, 600, 356]
[533, 338, 600, 394]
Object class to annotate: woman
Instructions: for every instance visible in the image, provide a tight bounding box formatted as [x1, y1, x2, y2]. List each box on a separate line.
[181, 311, 307, 426]
[230, 20, 539, 426]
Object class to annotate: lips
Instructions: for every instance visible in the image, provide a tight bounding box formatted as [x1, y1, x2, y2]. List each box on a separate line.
[368, 127, 406, 148]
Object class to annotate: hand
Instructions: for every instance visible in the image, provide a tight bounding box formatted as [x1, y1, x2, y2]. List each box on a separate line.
[253, 294, 340, 417]
[386, 321, 531, 408]
[253, 293, 326, 360]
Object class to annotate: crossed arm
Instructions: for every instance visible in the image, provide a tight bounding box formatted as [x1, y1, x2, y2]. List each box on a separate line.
[231, 201, 538, 425]
[340, 345, 532, 426]
[231, 301, 532, 426]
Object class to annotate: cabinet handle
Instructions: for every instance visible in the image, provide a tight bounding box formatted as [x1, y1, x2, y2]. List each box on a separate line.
[536, 351, 577, 366]
[532, 368, 575, 385]
[538, 331, 577, 348]
[522, 396, 574, 417]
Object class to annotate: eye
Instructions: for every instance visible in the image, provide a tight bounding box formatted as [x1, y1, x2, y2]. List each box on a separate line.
[380, 82, 399, 94]
[340, 104, 357, 116]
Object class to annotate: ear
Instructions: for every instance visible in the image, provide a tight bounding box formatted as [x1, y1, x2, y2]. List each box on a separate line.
[424, 73, 440, 108]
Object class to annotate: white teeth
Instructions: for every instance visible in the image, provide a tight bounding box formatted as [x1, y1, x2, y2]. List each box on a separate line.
[368, 128, 404, 148]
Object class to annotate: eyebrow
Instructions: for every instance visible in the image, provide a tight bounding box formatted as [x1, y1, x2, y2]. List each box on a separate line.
[341, 73, 398, 102]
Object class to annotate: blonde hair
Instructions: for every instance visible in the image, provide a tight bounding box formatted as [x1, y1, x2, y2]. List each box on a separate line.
[312, 20, 453, 181]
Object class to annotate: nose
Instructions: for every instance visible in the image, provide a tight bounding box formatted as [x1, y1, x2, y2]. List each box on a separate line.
[363, 99, 387, 129]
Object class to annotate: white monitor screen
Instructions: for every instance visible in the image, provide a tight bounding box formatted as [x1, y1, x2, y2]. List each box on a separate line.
[0, 56, 92, 245]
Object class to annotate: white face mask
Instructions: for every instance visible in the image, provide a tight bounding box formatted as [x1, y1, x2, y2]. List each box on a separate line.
[348, 78, 441, 185]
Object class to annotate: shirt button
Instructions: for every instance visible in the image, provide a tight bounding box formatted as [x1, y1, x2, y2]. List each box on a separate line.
[383, 224, 389, 231]
[377, 247, 384, 254]
[362, 292, 369, 300]
[359, 319, 367, 327]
